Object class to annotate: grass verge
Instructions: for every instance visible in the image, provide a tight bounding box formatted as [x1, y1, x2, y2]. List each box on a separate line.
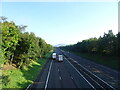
[2, 52, 52, 89]
[71, 51, 120, 71]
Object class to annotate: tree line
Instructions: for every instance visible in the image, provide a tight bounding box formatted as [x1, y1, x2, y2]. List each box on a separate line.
[61, 30, 120, 57]
[0, 16, 53, 69]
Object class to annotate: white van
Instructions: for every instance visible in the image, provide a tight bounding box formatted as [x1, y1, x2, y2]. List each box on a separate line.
[58, 55, 63, 62]
[52, 53, 56, 60]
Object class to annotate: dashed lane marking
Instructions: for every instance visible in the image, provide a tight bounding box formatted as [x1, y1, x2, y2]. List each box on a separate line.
[59, 76, 62, 80]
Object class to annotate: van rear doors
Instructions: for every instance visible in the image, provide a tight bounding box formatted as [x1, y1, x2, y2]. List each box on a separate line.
[52, 53, 56, 60]
[58, 55, 63, 62]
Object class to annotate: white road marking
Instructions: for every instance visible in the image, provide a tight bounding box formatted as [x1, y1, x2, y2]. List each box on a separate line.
[45, 60, 53, 90]
[64, 57, 96, 90]
[59, 76, 62, 80]
[71, 76, 73, 80]
[70, 60, 105, 89]
[58, 68, 59, 72]
[69, 58, 116, 90]
[26, 84, 31, 90]
[82, 70, 105, 89]
[61, 50, 116, 89]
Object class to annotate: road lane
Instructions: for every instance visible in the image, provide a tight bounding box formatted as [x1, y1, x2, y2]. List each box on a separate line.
[57, 61, 76, 88]
[59, 48, 117, 89]
[53, 48, 94, 89]
[60, 48, 120, 89]
[28, 47, 118, 89]
[28, 48, 95, 89]
[47, 60, 61, 88]
[47, 58, 77, 88]
[64, 57, 95, 89]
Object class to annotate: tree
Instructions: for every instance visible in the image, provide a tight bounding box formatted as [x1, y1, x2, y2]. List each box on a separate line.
[1, 17, 53, 69]
[117, 32, 120, 57]
[0, 16, 7, 22]
[1, 20, 20, 64]
[61, 30, 119, 57]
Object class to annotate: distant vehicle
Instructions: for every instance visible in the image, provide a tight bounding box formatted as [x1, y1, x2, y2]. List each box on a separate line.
[58, 55, 63, 62]
[52, 53, 56, 60]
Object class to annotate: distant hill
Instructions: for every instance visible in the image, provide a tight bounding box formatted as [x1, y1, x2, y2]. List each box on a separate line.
[54, 44, 66, 47]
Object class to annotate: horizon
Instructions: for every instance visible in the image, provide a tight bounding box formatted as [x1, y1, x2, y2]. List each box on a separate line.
[2, 2, 118, 46]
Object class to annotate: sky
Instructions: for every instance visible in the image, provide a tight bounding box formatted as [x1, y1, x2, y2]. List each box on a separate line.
[1, 1, 118, 46]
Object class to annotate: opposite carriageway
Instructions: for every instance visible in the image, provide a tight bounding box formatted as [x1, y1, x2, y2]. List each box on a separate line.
[61, 49, 116, 90]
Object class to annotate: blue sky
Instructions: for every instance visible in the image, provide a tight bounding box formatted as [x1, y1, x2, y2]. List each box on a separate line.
[2, 2, 118, 45]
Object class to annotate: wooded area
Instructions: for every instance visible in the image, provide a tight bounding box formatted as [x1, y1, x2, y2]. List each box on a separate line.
[61, 30, 120, 57]
[0, 16, 53, 69]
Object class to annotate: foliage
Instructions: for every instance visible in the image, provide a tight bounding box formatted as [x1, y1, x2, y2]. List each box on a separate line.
[73, 52, 120, 70]
[2, 74, 10, 86]
[1, 20, 20, 64]
[2, 52, 52, 88]
[1, 16, 53, 68]
[61, 30, 119, 57]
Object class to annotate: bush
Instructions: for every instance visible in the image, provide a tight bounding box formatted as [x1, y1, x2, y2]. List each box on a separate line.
[2, 74, 10, 86]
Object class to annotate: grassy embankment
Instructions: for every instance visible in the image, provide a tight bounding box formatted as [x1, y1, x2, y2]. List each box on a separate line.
[70, 51, 120, 71]
[2, 52, 52, 89]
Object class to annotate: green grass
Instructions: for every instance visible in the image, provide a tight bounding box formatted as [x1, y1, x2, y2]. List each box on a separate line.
[2, 52, 52, 89]
[71, 51, 120, 71]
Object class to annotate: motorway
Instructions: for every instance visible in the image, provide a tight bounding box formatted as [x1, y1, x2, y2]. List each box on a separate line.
[27, 48, 119, 89]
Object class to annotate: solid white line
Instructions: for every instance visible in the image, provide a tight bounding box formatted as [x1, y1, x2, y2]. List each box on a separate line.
[69, 58, 116, 90]
[44, 60, 53, 90]
[64, 57, 96, 90]
[70, 58, 104, 89]
[61, 50, 114, 89]
[26, 84, 31, 90]
[82, 70, 105, 89]
[71, 58, 103, 86]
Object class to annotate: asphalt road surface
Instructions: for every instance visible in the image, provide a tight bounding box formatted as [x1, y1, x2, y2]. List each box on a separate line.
[27, 48, 119, 90]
